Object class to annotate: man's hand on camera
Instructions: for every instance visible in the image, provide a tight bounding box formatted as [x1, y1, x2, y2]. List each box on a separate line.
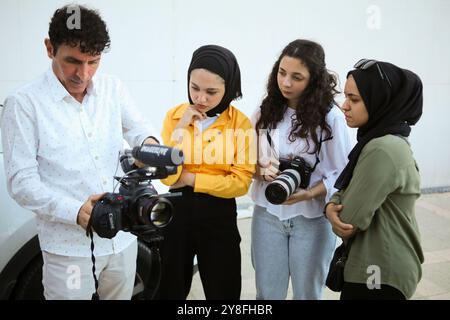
[135, 137, 160, 168]
[77, 193, 105, 230]
[325, 203, 356, 239]
[143, 137, 159, 145]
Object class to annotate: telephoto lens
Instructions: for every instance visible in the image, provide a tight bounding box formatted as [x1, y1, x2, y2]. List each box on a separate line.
[264, 169, 302, 204]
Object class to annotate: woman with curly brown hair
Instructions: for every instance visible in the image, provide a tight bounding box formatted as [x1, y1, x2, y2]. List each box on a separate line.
[250, 39, 352, 299]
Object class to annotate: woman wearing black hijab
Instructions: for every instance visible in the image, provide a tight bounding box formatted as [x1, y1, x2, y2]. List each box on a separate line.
[158, 45, 255, 299]
[325, 59, 424, 300]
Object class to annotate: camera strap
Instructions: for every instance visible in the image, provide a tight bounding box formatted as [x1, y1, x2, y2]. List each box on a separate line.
[312, 134, 333, 172]
[86, 218, 100, 300]
[265, 130, 332, 172]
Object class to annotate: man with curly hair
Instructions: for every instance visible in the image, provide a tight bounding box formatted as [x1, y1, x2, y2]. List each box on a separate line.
[1, 5, 158, 299]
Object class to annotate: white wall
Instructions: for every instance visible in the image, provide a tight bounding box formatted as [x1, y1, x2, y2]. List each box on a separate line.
[1, 0, 449, 189]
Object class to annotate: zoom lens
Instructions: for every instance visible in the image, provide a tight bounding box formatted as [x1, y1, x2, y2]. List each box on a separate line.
[265, 169, 301, 204]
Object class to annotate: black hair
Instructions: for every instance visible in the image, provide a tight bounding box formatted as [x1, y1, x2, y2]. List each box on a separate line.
[256, 39, 339, 153]
[48, 4, 110, 55]
[335, 61, 423, 190]
[187, 44, 242, 117]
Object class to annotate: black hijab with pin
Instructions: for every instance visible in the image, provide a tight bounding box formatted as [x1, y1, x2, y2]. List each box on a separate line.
[335, 59, 423, 190]
[187, 44, 242, 117]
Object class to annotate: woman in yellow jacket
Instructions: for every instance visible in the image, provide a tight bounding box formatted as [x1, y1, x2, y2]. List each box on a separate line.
[158, 45, 255, 299]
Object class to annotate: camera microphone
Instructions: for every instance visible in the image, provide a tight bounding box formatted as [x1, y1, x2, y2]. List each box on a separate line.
[132, 144, 183, 167]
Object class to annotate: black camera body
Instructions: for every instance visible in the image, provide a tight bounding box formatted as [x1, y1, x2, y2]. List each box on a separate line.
[278, 157, 313, 189]
[91, 145, 183, 239]
[265, 156, 313, 205]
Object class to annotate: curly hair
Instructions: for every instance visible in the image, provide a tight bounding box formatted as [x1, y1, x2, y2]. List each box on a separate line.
[48, 5, 110, 55]
[256, 39, 339, 154]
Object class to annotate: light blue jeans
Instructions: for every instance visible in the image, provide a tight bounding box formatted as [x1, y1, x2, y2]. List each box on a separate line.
[251, 205, 336, 300]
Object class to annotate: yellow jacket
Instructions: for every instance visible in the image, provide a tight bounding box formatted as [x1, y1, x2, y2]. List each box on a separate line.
[161, 103, 256, 199]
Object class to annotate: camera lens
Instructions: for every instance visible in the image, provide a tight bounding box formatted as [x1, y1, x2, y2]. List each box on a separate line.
[150, 199, 172, 227]
[139, 196, 173, 227]
[265, 169, 301, 204]
[265, 183, 288, 204]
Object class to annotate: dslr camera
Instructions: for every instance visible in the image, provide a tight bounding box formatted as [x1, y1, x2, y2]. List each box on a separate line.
[91, 144, 183, 239]
[265, 156, 313, 205]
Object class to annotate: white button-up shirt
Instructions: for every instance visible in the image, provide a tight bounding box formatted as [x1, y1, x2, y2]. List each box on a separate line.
[251, 106, 352, 220]
[1, 69, 157, 257]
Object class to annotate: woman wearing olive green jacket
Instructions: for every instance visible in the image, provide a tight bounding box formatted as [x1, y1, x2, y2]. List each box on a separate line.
[325, 59, 424, 300]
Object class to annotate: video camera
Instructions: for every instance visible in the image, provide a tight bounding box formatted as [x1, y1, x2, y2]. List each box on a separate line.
[90, 144, 184, 239]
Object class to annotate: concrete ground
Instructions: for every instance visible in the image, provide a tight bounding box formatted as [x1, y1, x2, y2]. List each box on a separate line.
[187, 192, 450, 300]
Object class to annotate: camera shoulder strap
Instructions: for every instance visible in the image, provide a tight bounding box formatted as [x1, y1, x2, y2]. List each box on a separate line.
[266, 129, 273, 147]
[265, 126, 334, 173]
[311, 132, 333, 172]
[265, 128, 279, 159]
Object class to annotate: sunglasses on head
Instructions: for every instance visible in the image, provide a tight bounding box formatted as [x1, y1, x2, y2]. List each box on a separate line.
[353, 59, 392, 88]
